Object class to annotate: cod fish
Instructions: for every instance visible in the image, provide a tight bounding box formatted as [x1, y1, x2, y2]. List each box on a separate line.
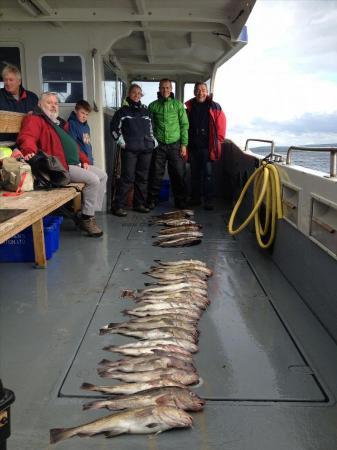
[154, 237, 201, 247]
[143, 278, 207, 288]
[82, 386, 205, 412]
[104, 337, 198, 354]
[153, 231, 203, 242]
[154, 259, 207, 267]
[99, 325, 197, 343]
[124, 307, 201, 320]
[98, 355, 194, 372]
[97, 367, 199, 385]
[157, 224, 202, 235]
[138, 297, 208, 310]
[128, 314, 198, 324]
[143, 271, 207, 281]
[126, 302, 203, 313]
[50, 406, 192, 444]
[81, 377, 186, 395]
[102, 318, 197, 333]
[152, 209, 194, 218]
[159, 219, 197, 227]
[99, 350, 193, 368]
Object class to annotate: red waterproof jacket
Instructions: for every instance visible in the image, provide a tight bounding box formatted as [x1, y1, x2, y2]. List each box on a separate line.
[185, 96, 226, 160]
[17, 109, 89, 170]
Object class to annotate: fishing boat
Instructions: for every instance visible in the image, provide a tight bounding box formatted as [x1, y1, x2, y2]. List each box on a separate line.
[1, 1, 337, 449]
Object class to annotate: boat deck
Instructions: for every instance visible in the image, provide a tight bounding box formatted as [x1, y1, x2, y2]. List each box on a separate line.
[1, 203, 337, 450]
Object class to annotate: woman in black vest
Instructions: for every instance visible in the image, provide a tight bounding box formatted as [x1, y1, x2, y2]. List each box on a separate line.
[110, 84, 156, 216]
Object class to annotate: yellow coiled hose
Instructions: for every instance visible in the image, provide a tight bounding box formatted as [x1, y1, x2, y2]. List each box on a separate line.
[228, 161, 283, 249]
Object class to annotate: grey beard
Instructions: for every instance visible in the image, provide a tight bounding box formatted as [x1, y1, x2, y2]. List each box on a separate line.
[42, 108, 59, 124]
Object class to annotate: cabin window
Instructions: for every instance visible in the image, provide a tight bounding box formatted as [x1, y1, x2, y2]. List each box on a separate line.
[102, 63, 126, 109]
[0, 46, 22, 87]
[40, 55, 85, 103]
[132, 81, 176, 106]
[103, 78, 125, 109]
[184, 83, 195, 103]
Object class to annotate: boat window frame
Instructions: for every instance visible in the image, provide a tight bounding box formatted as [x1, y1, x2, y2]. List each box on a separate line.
[39, 53, 87, 104]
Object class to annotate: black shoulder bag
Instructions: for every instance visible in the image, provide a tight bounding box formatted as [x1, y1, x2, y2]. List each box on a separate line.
[28, 150, 71, 189]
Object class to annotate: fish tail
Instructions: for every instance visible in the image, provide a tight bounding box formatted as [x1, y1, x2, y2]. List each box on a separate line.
[97, 368, 112, 378]
[102, 345, 116, 352]
[99, 328, 110, 335]
[50, 427, 75, 444]
[98, 358, 116, 366]
[81, 382, 98, 392]
[82, 400, 105, 411]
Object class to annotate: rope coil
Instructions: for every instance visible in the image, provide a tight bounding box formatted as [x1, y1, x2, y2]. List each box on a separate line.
[228, 161, 283, 249]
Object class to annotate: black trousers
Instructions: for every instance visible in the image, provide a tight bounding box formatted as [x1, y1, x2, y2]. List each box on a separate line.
[114, 150, 152, 208]
[148, 141, 187, 206]
[189, 146, 214, 204]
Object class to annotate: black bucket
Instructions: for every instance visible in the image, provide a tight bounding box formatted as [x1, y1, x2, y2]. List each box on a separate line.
[0, 380, 15, 450]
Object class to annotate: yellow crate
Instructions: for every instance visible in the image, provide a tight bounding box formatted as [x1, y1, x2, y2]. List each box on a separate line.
[0, 110, 26, 133]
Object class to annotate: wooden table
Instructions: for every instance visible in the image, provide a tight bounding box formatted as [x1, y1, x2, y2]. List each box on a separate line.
[0, 185, 82, 267]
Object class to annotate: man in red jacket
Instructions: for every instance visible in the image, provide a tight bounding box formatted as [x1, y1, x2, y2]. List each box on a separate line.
[17, 92, 105, 237]
[185, 82, 226, 210]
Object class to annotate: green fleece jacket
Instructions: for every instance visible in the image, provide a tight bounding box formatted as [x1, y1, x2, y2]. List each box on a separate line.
[148, 96, 189, 145]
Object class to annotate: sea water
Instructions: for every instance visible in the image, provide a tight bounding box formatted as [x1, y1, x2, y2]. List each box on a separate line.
[251, 146, 332, 173]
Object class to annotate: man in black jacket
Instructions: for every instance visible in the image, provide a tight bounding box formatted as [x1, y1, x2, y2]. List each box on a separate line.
[0, 64, 38, 143]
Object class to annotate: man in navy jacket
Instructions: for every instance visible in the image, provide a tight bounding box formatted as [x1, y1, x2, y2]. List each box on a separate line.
[0, 64, 38, 142]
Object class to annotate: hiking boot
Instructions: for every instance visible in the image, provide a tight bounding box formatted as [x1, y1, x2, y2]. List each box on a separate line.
[113, 208, 128, 217]
[79, 216, 103, 237]
[134, 205, 150, 213]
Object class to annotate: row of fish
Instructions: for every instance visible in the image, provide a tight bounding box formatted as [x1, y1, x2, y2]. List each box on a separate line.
[150, 210, 204, 247]
[50, 258, 212, 445]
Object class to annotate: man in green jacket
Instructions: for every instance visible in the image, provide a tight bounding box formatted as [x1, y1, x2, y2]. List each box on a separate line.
[147, 79, 189, 209]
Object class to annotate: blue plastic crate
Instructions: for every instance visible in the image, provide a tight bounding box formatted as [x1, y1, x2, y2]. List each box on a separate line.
[0, 215, 63, 262]
[159, 179, 170, 202]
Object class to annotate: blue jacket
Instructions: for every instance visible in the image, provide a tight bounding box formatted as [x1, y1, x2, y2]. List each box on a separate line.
[110, 98, 155, 152]
[0, 86, 38, 142]
[67, 111, 94, 164]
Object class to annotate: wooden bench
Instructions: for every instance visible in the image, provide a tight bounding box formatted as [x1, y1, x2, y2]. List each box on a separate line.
[0, 183, 85, 268]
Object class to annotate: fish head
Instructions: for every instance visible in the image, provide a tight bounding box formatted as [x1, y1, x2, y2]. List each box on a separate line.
[155, 406, 193, 428]
[179, 390, 205, 411]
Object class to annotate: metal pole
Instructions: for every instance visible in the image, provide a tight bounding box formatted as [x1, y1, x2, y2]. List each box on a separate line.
[330, 151, 337, 178]
[91, 48, 99, 112]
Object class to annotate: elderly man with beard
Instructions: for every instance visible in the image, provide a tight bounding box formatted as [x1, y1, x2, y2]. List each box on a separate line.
[16, 92, 105, 237]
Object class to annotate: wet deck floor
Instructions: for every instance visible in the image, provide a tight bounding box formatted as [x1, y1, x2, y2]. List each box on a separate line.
[1, 204, 337, 449]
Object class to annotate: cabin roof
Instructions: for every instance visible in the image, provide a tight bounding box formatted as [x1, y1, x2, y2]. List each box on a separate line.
[1, 0, 255, 81]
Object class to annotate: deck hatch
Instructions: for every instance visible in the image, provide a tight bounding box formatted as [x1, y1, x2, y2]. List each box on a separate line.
[59, 244, 325, 403]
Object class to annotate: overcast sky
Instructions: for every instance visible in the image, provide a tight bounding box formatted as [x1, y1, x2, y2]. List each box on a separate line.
[214, 0, 337, 148]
